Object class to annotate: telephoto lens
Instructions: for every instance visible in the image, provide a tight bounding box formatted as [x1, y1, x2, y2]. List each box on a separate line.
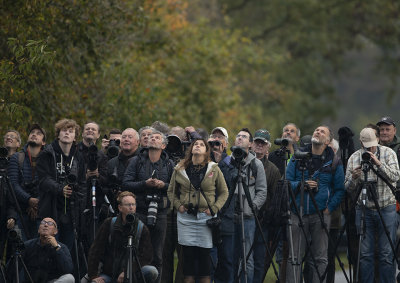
[147, 200, 158, 226]
[126, 213, 136, 225]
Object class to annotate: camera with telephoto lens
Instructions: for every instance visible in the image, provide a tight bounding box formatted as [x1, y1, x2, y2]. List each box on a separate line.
[208, 140, 221, 147]
[274, 138, 290, 147]
[105, 137, 120, 159]
[166, 135, 191, 161]
[294, 150, 312, 160]
[126, 213, 136, 225]
[146, 194, 161, 226]
[87, 143, 98, 171]
[0, 147, 9, 170]
[8, 229, 24, 251]
[187, 202, 199, 216]
[362, 151, 371, 162]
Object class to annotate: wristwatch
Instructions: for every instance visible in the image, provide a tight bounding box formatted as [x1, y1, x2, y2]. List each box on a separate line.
[55, 244, 61, 251]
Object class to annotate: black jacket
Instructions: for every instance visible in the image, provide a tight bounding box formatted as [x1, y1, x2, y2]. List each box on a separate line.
[23, 238, 73, 282]
[37, 140, 86, 222]
[8, 145, 41, 210]
[87, 214, 153, 280]
[122, 149, 174, 215]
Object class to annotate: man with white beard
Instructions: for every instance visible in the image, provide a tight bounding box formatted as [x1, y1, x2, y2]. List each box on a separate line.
[285, 125, 345, 283]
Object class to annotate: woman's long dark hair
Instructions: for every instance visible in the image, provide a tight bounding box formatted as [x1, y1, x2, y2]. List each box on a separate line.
[178, 138, 211, 170]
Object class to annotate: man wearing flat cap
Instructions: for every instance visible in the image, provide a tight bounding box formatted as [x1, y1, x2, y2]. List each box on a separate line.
[345, 127, 400, 283]
[252, 129, 281, 283]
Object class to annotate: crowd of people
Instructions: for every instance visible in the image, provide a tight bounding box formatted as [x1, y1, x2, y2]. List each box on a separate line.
[0, 116, 399, 283]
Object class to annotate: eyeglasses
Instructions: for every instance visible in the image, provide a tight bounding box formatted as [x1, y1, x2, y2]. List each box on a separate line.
[40, 220, 57, 227]
[236, 134, 249, 139]
[121, 203, 136, 207]
[4, 135, 18, 140]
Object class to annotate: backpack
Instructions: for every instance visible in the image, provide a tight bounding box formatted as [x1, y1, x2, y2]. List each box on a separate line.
[108, 217, 144, 248]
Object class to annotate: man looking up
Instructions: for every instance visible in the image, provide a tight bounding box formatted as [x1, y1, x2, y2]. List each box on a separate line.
[286, 125, 345, 283]
[231, 128, 267, 283]
[3, 130, 21, 157]
[123, 130, 174, 283]
[22, 217, 74, 283]
[8, 124, 46, 240]
[269, 123, 301, 176]
[37, 119, 86, 251]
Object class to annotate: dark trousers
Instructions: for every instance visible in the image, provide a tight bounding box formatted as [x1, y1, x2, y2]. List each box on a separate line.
[137, 213, 167, 283]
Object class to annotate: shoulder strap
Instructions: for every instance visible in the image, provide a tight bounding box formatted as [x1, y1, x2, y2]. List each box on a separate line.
[18, 151, 25, 168]
[222, 155, 231, 166]
[136, 220, 144, 247]
[108, 217, 117, 244]
[250, 158, 257, 179]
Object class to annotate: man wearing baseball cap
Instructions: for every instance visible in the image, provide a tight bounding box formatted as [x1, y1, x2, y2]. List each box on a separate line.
[252, 129, 281, 283]
[377, 116, 400, 165]
[345, 127, 400, 283]
[7, 124, 46, 240]
[209, 127, 229, 163]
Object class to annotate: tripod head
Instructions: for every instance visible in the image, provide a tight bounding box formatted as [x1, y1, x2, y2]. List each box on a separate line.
[361, 152, 373, 174]
[294, 150, 312, 172]
[0, 147, 9, 174]
[8, 229, 25, 253]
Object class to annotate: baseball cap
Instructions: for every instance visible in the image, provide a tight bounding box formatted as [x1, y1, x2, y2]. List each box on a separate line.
[360, 128, 378, 148]
[254, 129, 271, 143]
[29, 124, 46, 142]
[211, 127, 228, 139]
[376, 116, 396, 127]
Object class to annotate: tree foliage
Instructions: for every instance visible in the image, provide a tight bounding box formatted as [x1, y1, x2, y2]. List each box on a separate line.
[1, 0, 400, 143]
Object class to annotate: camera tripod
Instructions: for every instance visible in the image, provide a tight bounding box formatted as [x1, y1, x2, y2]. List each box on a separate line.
[232, 155, 279, 283]
[287, 156, 350, 283]
[125, 234, 146, 283]
[0, 168, 31, 240]
[6, 240, 33, 283]
[353, 157, 399, 283]
[68, 191, 88, 281]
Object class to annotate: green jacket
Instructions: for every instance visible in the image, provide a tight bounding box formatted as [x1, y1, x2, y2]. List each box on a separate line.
[167, 162, 229, 214]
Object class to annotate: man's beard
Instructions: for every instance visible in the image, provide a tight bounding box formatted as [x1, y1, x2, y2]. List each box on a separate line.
[28, 141, 41, 147]
[311, 137, 323, 145]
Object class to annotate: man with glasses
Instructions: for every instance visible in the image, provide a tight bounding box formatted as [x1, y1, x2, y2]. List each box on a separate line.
[22, 217, 74, 283]
[87, 191, 157, 283]
[252, 129, 281, 283]
[8, 124, 46, 241]
[231, 128, 267, 283]
[123, 130, 174, 283]
[3, 130, 21, 157]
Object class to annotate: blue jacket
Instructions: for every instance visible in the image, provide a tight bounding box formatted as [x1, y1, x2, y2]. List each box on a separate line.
[286, 145, 344, 215]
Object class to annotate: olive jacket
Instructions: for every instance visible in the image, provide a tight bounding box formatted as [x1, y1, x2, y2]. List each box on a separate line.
[167, 162, 229, 215]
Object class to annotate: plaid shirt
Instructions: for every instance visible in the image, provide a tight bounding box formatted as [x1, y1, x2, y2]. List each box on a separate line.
[345, 145, 400, 209]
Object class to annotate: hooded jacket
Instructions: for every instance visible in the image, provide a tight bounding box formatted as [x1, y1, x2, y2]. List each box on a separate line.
[37, 140, 86, 221]
[286, 144, 345, 215]
[167, 162, 228, 214]
[232, 151, 267, 218]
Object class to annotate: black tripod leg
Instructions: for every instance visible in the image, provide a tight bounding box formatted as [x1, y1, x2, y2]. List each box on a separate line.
[2, 177, 32, 240]
[241, 183, 280, 282]
[307, 190, 350, 283]
[287, 185, 323, 283]
[18, 255, 34, 283]
[368, 187, 399, 266]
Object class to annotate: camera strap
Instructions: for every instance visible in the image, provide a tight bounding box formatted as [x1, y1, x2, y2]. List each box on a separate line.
[198, 187, 216, 216]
